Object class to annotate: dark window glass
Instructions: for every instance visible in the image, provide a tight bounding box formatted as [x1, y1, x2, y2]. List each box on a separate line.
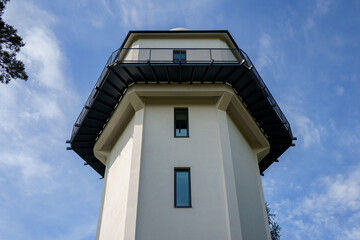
[174, 108, 189, 137]
[175, 168, 191, 207]
[173, 50, 186, 63]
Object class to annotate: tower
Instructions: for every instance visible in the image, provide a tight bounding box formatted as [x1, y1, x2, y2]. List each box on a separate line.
[67, 30, 295, 240]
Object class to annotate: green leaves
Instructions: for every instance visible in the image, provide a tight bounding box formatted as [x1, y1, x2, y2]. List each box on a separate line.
[0, 0, 28, 83]
[266, 203, 281, 240]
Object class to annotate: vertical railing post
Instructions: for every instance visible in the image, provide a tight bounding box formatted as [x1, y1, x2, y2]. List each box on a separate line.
[237, 49, 242, 64]
[148, 49, 152, 62]
[116, 48, 121, 63]
[209, 48, 213, 62]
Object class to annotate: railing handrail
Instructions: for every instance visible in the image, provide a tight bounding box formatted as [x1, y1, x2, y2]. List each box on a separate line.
[120, 47, 242, 50]
[70, 47, 293, 141]
[113, 47, 246, 65]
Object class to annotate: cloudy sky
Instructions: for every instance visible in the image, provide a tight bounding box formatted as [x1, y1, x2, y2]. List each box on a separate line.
[0, 0, 359, 239]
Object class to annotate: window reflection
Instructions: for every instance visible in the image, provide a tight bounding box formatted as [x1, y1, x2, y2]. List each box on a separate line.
[175, 169, 191, 207]
[175, 109, 189, 137]
[173, 50, 186, 63]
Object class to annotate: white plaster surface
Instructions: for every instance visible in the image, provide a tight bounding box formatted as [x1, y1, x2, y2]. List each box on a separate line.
[95, 30, 272, 239]
[96, 116, 134, 240]
[123, 35, 238, 62]
[135, 102, 230, 240]
[227, 115, 271, 240]
[95, 87, 271, 240]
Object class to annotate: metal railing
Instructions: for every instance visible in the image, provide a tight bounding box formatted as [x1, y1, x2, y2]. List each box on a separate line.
[70, 48, 250, 140]
[240, 50, 293, 136]
[110, 47, 249, 64]
[71, 47, 293, 141]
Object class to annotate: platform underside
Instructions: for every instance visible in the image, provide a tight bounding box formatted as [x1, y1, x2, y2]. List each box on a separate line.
[69, 59, 294, 176]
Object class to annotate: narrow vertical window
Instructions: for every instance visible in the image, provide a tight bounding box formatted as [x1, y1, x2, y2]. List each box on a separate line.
[174, 108, 189, 137]
[173, 50, 186, 63]
[174, 168, 191, 207]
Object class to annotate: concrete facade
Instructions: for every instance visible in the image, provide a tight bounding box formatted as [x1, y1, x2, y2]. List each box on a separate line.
[121, 33, 240, 63]
[93, 32, 272, 240]
[94, 84, 271, 240]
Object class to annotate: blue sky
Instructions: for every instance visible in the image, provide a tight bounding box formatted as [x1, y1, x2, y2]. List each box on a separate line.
[0, 0, 359, 239]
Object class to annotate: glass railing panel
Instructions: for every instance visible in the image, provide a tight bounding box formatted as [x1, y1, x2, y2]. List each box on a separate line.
[187, 49, 211, 63]
[239, 49, 253, 68]
[150, 49, 173, 62]
[108, 48, 120, 65]
[138, 49, 151, 62]
[72, 47, 294, 141]
[211, 49, 239, 63]
[118, 48, 249, 64]
[251, 68, 265, 89]
[121, 49, 150, 63]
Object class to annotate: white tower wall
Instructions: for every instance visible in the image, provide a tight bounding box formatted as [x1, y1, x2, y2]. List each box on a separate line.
[94, 84, 271, 240]
[136, 101, 230, 239]
[96, 115, 135, 240]
[227, 116, 271, 239]
[68, 31, 294, 240]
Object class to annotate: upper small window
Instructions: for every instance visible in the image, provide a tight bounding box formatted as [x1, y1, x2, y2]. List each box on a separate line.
[173, 50, 186, 63]
[174, 108, 189, 137]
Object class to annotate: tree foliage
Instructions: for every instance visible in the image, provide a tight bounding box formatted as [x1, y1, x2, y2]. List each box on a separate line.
[0, 0, 27, 84]
[266, 203, 281, 240]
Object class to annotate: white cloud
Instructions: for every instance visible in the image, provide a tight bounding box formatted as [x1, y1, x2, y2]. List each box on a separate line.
[71, 0, 224, 32]
[303, 0, 332, 32]
[256, 33, 285, 77]
[332, 151, 344, 163]
[19, 26, 65, 91]
[304, 17, 315, 31]
[257, 33, 273, 70]
[304, 171, 360, 214]
[339, 131, 360, 147]
[262, 177, 277, 195]
[54, 221, 97, 240]
[344, 227, 360, 240]
[287, 110, 322, 149]
[316, 0, 331, 15]
[274, 165, 360, 240]
[0, 152, 51, 181]
[90, 19, 104, 29]
[0, 1, 77, 190]
[117, 0, 155, 27]
[334, 85, 345, 96]
[100, 0, 114, 15]
[98, 0, 220, 29]
[335, 120, 360, 149]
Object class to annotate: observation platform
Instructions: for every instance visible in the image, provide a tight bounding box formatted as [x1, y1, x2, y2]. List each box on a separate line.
[67, 38, 295, 177]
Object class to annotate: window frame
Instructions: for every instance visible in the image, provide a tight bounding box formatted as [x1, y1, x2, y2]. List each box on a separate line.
[174, 167, 192, 208]
[174, 108, 189, 138]
[173, 50, 186, 63]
